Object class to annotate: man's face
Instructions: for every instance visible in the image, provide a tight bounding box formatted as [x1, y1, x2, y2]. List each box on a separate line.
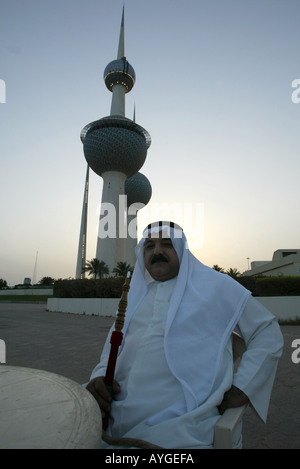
[143, 233, 180, 282]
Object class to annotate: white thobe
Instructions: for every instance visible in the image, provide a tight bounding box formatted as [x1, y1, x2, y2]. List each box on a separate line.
[91, 278, 283, 449]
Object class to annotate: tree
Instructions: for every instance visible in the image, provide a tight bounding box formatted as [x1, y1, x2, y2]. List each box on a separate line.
[0, 279, 7, 289]
[113, 261, 133, 277]
[212, 265, 225, 273]
[82, 258, 109, 279]
[226, 268, 241, 279]
[39, 276, 55, 286]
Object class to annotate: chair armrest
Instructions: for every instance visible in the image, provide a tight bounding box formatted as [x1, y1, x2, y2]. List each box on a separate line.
[213, 404, 248, 449]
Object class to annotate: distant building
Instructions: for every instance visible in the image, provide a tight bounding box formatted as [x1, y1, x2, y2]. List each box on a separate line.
[243, 250, 300, 277]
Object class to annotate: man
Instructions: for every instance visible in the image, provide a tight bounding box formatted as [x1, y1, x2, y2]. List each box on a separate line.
[87, 221, 283, 448]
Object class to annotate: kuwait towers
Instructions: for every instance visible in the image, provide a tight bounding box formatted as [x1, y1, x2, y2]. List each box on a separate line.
[76, 9, 151, 278]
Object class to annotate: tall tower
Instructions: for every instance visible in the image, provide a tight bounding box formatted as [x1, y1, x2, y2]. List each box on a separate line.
[80, 9, 151, 273]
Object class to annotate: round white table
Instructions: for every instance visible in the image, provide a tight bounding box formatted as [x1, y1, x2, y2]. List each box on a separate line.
[0, 366, 102, 449]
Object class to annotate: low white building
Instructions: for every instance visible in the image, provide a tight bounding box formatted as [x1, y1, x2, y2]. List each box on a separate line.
[243, 249, 300, 277]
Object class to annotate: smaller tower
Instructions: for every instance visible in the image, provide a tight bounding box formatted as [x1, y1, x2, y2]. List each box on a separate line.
[75, 164, 89, 278]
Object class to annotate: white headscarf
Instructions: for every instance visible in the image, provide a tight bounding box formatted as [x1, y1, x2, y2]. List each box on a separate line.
[120, 222, 251, 414]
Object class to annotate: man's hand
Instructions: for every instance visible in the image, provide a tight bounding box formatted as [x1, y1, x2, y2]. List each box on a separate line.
[218, 385, 249, 415]
[86, 376, 121, 417]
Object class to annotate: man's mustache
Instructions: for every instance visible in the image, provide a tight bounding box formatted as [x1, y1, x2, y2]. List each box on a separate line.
[151, 254, 168, 264]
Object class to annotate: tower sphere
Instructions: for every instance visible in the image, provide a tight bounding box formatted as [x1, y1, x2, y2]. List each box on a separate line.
[81, 115, 151, 178]
[104, 58, 135, 93]
[125, 172, 152, 207]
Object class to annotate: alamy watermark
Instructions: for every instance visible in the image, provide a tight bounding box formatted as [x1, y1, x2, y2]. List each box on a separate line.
[97, 196, 204, 246]
[0, 339, 6, 363]
[291, 79, 300, 103]
[291, 339, 300, 364]
[0, 79, 6, 103]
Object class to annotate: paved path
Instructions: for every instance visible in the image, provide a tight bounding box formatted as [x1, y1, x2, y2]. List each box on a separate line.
[0, 303, 299, 449]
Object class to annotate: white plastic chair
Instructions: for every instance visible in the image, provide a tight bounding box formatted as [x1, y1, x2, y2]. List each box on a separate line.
[213, 332, 248, 449]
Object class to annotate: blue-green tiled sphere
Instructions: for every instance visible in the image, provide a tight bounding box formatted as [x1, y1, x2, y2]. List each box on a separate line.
[82, 116, 150, 177]
[125, 172, 152, 207]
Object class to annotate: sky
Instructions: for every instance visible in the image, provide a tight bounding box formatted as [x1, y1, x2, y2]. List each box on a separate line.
[1, 0, 300, 286]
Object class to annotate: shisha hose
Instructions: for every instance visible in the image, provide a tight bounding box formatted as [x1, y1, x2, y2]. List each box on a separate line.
[103, 272, 131, 429]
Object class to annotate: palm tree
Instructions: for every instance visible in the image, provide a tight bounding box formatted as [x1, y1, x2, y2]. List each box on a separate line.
[226, 268, 241, 279]
[112, 261, 133, 277]
[212, 265, 225, 273]
[82, 258, 109, 279]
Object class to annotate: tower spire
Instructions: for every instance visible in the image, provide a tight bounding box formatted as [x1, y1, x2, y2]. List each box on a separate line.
[133, 103, 136, 122]
[117, 6, 125, 59]
[103, 7, 134, 116]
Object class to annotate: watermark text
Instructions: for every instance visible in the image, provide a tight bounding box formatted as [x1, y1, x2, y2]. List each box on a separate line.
[0, 79, 6, 103]
[291, 339, 300, 364]
[291, 79, 300, 103]
[97, 196, 204, 247]
[0, 339, 6, 363]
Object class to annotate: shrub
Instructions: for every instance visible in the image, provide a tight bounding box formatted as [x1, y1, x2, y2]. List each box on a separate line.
[255, 276, 300, 296]
[237, 276, 300, 296]
[53, 277, 124, 298]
